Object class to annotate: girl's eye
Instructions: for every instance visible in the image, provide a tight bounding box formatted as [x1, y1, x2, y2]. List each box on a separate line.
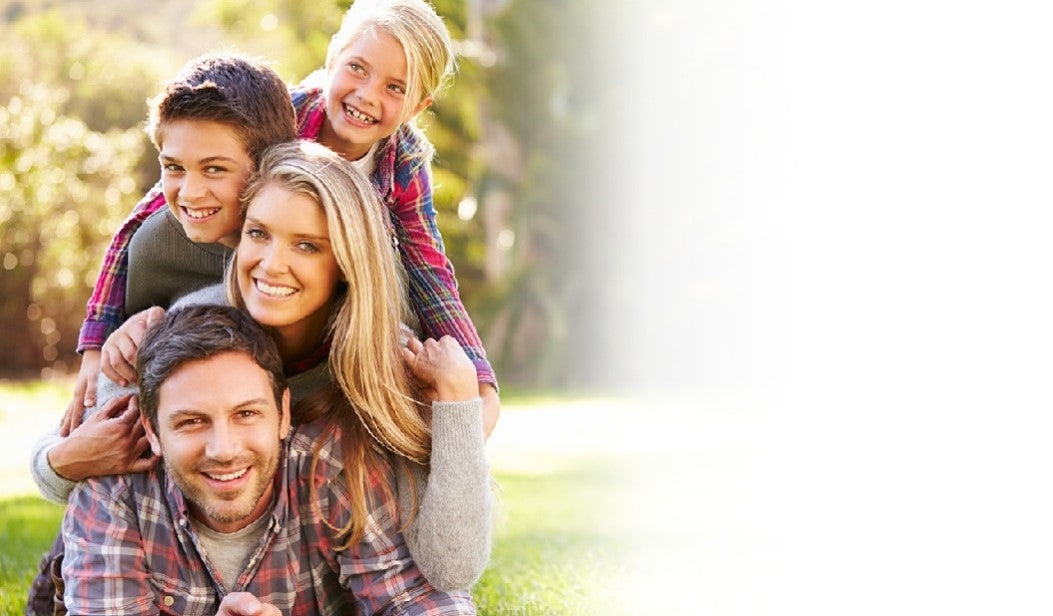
[245, 227, 267, 240]
[388, 84, 406, 96]
[348, 62, 365, 74]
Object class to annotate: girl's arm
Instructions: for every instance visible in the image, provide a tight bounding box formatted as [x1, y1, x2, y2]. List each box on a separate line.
[388, 153, 497, 389]
[65, 183, 168, 431]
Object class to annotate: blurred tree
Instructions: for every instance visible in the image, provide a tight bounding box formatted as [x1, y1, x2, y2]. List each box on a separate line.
[0, 84, 143, 376]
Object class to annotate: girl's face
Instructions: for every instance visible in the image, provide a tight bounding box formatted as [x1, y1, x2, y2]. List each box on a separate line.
[322, 28, 430, 161]
[236, 184, 342, 348]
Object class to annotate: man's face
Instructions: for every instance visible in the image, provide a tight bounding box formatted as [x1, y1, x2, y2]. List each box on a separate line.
[143, 351, 291, 533]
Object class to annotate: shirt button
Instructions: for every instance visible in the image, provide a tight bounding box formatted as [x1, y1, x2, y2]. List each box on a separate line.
[163, 595, 175, 606]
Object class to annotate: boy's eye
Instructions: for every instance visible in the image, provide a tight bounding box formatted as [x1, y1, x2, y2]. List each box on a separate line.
[162, 163, 184, 173]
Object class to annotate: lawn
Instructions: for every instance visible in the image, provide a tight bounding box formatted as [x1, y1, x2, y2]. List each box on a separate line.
[0, 381, 632, 615]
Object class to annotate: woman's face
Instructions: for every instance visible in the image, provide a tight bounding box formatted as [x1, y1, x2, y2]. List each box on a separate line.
[236, 184, 342, 347]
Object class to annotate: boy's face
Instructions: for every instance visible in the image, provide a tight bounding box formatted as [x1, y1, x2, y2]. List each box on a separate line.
[142, 351, 291, 533]
[159, 119, 254, 248]
[322, 28, 431, 161]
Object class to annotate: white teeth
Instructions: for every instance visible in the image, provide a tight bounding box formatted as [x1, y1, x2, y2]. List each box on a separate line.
[205, 468, 248, 481]
[256, 279, 296, 297]
[344, 104, 377, 124]
[184, 207, 220, 219]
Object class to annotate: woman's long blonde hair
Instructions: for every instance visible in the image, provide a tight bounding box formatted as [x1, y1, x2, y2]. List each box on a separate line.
[226, 140, 426, 542]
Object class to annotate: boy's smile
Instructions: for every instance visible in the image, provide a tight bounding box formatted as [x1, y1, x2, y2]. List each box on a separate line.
[159, 119, 254, 248]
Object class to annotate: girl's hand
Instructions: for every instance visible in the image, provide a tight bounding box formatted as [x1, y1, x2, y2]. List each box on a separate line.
[401, 336, 478, 403]
[60, 350, 101, 436]
[479, 382, 500, 442]
[48, 394, 159, 481]
[100, 306, 165, 387]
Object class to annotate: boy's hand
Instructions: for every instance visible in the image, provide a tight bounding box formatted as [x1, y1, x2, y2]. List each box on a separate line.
[48, 395, 159, 481]
[100, 306, 165, 387]
[217, 592, 281, 616]
[60, 350, 101, 436]
[401, 336, 478, 403]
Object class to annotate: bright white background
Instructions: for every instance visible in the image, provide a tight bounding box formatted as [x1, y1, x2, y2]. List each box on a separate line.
[603, 0, 1053, 612]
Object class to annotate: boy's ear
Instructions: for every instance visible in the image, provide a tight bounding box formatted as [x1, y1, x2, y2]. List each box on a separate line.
[411, 96, 433, 118]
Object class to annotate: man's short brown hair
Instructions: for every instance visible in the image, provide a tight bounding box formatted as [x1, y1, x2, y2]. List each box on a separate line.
[145, 53, 297, 164]
[136, 304, 288, 431]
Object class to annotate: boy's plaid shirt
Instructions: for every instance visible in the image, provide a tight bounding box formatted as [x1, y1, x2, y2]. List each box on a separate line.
[78, 85, 496, 387]
[61, 420, 474, 615]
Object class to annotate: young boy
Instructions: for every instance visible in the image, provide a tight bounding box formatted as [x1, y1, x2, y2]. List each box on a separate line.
[63, 53, 298, 432]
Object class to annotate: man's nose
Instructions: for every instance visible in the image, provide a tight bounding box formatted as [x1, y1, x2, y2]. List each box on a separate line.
[205, 423, 241, 462]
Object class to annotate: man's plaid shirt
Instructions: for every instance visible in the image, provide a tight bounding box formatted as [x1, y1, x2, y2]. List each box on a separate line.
[61, 420, 474, 615]
[77, 84, 496, 388]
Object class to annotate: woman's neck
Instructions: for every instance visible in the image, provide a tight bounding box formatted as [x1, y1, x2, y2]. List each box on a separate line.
[273, 313, 331, 365]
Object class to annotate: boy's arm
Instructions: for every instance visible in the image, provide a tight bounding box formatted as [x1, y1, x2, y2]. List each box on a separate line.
[77, 183, 168, 352]
[390, 161, 497, 389]
[61, 478, 157, 615]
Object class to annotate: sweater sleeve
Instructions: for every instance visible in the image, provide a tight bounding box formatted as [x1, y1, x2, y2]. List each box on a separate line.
[396, 398, 493, 591]
[29, 374, 139, 503]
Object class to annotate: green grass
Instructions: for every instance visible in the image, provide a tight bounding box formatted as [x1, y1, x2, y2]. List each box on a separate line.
[0, 380, 71, 423]
[0, 496, 65, 615]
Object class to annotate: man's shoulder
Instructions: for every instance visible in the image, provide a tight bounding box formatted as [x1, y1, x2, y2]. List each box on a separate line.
[72, 466, 166, 514]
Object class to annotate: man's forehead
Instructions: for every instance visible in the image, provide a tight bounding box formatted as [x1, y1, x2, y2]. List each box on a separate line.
[157, 351, 275, 415]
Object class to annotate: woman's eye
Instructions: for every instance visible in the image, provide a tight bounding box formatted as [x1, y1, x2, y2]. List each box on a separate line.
[297, 242, 319, 253]
[245, 228, 267, 240]
[205, 165, 226, 174]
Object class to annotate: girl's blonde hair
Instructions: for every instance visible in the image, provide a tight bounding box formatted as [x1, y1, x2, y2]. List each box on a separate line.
[325, 0, 456, 126]
[226, 140, 426, 543]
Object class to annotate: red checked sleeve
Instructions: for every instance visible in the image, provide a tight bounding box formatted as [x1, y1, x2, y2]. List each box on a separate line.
[61, 478, 157, 615]
[390, 160, 497, 388]
[77, 183, 168, 352]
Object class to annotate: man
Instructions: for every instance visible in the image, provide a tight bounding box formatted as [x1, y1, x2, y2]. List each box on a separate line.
[60, 304, 474, 615]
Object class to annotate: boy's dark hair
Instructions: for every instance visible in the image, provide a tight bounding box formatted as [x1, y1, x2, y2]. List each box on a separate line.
[145, 53, 297, 164]
[137, 304, 287, 431]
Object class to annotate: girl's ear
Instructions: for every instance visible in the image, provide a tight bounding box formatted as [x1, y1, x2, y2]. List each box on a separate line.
[411, 96, 433, 118]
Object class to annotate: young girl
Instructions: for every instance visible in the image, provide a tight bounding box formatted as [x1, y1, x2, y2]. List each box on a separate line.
[32, 142, 491, 610]
[71, 0, 500, 434]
